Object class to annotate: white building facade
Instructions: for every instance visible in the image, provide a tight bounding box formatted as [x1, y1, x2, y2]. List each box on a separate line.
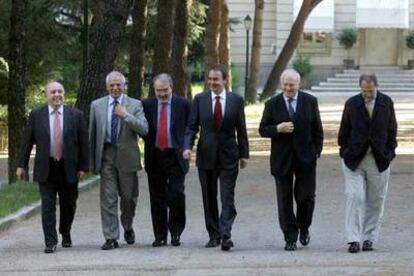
[228, 0, 414, 87]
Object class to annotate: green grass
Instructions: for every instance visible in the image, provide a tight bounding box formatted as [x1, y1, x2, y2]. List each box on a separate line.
[0, 181, 40, 218]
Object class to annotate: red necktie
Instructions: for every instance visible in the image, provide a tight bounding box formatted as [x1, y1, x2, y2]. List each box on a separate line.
[157, 103, 168, 151]
[214, 95, 222, 130]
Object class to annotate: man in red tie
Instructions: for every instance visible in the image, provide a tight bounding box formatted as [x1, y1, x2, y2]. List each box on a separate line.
[183, 64, 249, 251]
[143, 74, 191, 247]
[16, 81, 89, 253]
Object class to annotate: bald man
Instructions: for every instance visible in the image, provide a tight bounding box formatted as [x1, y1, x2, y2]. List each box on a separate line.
[259, 69, 323, 251]
[17, 81, 89, 253]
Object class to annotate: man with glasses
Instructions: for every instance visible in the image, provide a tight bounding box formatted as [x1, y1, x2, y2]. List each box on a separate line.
[89, 71, 148, 250]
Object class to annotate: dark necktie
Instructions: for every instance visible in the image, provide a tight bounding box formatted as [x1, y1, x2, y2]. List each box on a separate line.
[111, 100, 119, 146]
[157, 103, 168, 151]
[287, 98, 295, 119]
[53, 110, 62, 161]
[213, 95, 222, 130]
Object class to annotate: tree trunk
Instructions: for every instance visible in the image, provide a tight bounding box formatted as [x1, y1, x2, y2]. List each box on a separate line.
[203, 0, 222, 89]
[8, 0, 29, 184]
[245, 0, 264, 104]
[171, 0, 192, 97]
[260, 0, 323, 100]
[151, 0, 175, 97]
[76, 0, 133, 118]
[218, 0, 231, 91]
[128, 0, 148, 100]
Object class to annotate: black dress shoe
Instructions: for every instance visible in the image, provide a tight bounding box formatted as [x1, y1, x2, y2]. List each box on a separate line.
[124, 229, 135, 245]
[44, 244, 57, 254]
[101, 239, 119, 250]
[299, 231, 310, 246]
[171, 236, 181, 246]
[362, 240, 373, 251]
[221, 238, 234, 251]
[205, 238, 221, 248]
[284, 242, 297, 251]
[61, 234, 72, 248]
[348, 242, 360, 253]
[152, 239, 167, 247]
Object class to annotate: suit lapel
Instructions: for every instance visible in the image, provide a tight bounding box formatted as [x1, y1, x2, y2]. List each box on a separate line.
[41, 106, 50, 137]
[63, 106, 71, 137]
[219, 92, 232, 130]
[152, 98, 158, 130]
[276, 95, 290, 121]
[371, 91, 385, 122]
[294, 91, 303, 120]
[170, 96, 177, 128]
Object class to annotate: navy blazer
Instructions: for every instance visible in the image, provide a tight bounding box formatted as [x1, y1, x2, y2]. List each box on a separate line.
[18, 105, 90, 183]
[143, 95, 191, 174]
[184, 91, 249, 170]
[338, 91, 397, 172]
[259, 91, 324, 176]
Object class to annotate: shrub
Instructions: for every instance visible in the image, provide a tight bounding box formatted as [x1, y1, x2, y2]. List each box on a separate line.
[292, 55, 312, 79]
[337, 28, 357, 49]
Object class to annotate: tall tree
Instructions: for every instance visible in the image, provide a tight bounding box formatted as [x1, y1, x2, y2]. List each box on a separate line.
[128, 0, 148, 99]
[76, 0, 133, 117]
[171, 0, 192, 97]
[245, 0, 264, 104]
[152, 0, 175, 97]
[260, 0, 323, 100]
[218, 0, 231, 90]
[203, 0, 222, 88]
[8, 0, 29, 183]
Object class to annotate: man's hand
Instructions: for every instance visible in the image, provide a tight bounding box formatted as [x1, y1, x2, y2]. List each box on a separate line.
[277, 122, 294, 133]
[183, 149, 192, 160]
[114, 104, 128, 119]
[16, 168, 26, 181]
[77, 171, 85, 180]
[239, 158, 248, 169]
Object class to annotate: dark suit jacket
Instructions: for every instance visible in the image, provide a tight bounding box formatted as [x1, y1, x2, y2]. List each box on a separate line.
[259, 91, 324, 176]
[184, 91, 249, 170]
[338, 91, 397, 172]
[18, 105, 89, 183]
[143, 95, 191, 174]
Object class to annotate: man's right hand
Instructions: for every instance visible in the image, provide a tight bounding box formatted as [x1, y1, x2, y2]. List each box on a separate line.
[183, 149, 192, 160]
[277, 122, 294, 133]
[16, 168, 26, 181]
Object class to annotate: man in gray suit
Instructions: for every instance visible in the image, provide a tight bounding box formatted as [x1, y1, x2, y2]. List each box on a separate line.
[89, 71, 148, 250]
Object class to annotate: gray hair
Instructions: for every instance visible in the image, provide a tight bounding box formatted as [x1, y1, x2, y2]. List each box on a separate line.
[106, 71, 126, 89]
[153, 73, 173, 87]
[280, 69, 301, 84]
[45, 81, 65, 94]
[359, 73, 378, 87]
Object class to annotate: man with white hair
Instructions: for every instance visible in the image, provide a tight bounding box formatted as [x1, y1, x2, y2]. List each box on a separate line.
[259, 69, 323, 251]
[89, 71, 148, 250]
[17, 81, 89, 253]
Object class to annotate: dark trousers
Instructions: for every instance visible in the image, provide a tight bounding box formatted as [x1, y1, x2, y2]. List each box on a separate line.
[198, 166, 238, 240]
[274, 160, 316, 242]
[147, 149, 186, 241]
[39, 159, 78, 246]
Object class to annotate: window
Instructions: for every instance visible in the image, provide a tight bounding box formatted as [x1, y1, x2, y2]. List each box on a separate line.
[298, 32, 332, 55]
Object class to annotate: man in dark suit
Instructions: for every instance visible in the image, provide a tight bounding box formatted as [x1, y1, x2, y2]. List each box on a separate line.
[183, 64, 249, 251]
[259, 69, 323, 251]
[16, 81, 89, 253]
[338, 73, 397, 253]
[143, 73, 191, 247]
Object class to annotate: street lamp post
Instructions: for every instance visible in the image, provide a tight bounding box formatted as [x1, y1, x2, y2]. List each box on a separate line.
[243, 15, 252, 98]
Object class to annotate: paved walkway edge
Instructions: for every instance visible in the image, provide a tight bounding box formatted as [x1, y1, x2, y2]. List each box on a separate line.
[0, 176, 100, 232]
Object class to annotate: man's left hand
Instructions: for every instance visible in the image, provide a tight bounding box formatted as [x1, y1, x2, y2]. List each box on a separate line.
[114, 104, 128, 118]
[77, 171, 85, 180]
[239, 158, 248, 169]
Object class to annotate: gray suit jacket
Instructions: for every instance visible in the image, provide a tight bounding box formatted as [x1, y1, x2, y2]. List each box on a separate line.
[89, 95, 148, 173]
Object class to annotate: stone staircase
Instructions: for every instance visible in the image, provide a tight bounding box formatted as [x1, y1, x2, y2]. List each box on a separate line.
[311, 66, 414, 93]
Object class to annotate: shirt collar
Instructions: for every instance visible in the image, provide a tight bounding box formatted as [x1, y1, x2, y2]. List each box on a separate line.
[48, 105, 63, 115]
[109, 94, 124, 105]
[362, 91, 377, 103]
[211, 90, 226, 100]
[157, 95, 172, 106]
[283, 92, 298, 102]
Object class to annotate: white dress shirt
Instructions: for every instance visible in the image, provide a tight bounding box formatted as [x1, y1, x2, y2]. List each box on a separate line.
[211, 90, 226, 116]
